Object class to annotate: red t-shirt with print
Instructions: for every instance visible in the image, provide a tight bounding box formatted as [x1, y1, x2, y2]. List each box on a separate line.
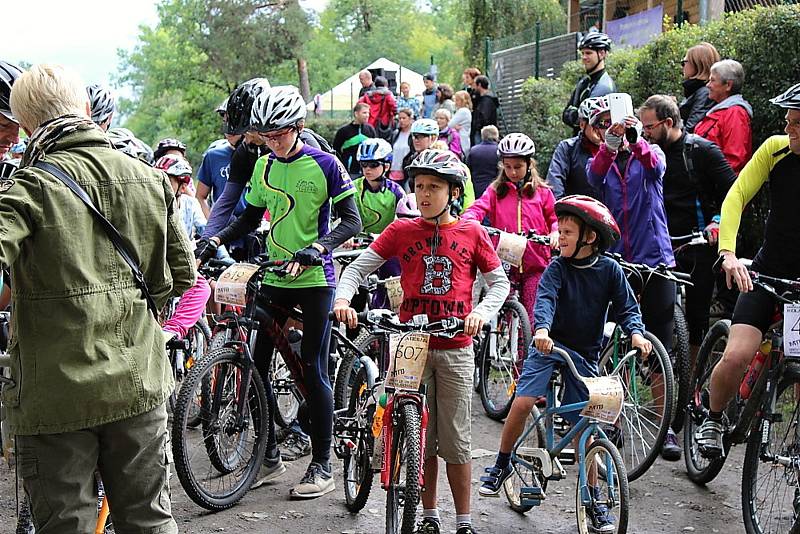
[370, 217, 501, 349]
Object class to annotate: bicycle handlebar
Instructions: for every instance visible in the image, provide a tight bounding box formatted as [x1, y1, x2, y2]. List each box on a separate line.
[549, 346, 641, 382]
[604, 252, 693, 286]
[749, 270, 800, 304]
[329, 309, 465, 336]
[484, 226, 551, 246]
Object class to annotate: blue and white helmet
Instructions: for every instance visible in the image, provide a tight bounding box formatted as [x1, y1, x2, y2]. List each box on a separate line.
[410, 118, 439, 136]
[357, 138, 393, 163]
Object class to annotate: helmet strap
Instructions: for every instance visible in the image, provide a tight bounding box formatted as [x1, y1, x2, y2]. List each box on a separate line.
[570, 222, 588, 259]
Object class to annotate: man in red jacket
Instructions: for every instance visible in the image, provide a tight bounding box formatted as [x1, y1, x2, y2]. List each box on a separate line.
[694, 59, 752, 174]
[357, 76, 397, 140]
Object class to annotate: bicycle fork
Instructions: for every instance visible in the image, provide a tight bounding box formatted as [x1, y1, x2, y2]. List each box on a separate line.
[380, 394, 429, 490]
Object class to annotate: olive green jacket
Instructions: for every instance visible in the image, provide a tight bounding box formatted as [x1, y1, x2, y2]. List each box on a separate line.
[0, 128, 195, 435]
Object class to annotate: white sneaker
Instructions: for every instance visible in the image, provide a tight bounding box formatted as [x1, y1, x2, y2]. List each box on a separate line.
[289, 462, 335, 499]
[251, 457, 286, 489]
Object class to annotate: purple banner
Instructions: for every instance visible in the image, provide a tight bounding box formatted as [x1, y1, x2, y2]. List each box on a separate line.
[606, 5, 664, 48]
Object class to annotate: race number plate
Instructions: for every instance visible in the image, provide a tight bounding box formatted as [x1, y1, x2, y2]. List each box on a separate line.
[784, 304, 800, 356]
[386, 333, 430, 391]
[580, 375, 625, 424]
[496, 231, 527, 268]
[214, 263, 260, 307]
[384, 276, 404, 313]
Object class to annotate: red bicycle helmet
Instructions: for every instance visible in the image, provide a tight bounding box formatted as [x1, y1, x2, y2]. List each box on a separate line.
[555, 195, 620, 250]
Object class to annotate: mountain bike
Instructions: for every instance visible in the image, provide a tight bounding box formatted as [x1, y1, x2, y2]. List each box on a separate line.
[599, 252, 686, 481]
[172, 256, 363, 511]
[474, 227, 540, 421]
[331, 309, 464, 534]
[684, 267, 800, 534]
[500, 345, 631, 534]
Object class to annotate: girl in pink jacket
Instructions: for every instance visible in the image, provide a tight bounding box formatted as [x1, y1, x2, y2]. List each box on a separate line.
[463, 133, 558, 320]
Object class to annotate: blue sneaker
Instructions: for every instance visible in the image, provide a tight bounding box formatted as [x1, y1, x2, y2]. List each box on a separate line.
[588, 486, 615, 533]
[479, 464, 513, 496]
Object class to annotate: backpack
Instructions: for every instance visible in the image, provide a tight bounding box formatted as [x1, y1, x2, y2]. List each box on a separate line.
[301, 127, 336, 156]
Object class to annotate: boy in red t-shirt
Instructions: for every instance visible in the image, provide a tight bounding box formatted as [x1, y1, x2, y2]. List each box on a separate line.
[334, 149, 510, 534]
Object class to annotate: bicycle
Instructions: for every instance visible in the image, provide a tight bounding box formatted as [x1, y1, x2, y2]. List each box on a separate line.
[500, 345, 631, 534]
[172, 256, 364, 510]
[684, 266, 800, 534]
[474, 227, 540, 421]
[598, 252, 687, 481]
[331, 309, 464, 534]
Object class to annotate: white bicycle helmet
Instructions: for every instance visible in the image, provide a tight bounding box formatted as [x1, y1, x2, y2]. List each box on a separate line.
[107, 127, 154, 164]
[406, 149, 467, 186]
[357, 138, 393, 162]
[770, 83, 800, 110]
[86, 84, 116, 126]
[155, 155, 192, 178]
[579, 96, 609, 123]
[497, 133, 536, 158]
[587, 96, 611, 126]
[395, 193, 420, 218]
[410, 118, 439, 136]
[250, 85, 307, 133]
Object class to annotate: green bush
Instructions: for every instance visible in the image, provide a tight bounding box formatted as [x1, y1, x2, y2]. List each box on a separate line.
[304, 117, 347, 145]
[519, 5, 800, 255]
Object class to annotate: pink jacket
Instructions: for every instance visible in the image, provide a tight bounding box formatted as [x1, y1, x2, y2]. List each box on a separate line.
[463, 181, 557, 273]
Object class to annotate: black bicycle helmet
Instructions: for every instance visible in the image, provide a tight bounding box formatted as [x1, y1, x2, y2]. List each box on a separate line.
[225, 78, 271, 135]
[1, 60, 23, 123]
[86, 84, 116, 126]
[153, 137, 187, 160]
[769, 83, 800, 110]
[578, 32, 612, 51]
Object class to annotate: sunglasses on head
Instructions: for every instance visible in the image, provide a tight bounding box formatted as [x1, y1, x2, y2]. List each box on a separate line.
[359, 161, 383, 169]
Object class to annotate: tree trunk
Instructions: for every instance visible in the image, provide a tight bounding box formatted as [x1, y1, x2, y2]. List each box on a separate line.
[297, 57, 310, 102]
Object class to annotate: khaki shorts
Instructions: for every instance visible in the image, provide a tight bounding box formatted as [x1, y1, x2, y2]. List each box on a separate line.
[421, 345, 473, 464]
[16, 403, 177, 534]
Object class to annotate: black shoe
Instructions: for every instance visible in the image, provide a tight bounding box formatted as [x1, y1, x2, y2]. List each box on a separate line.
[661, 429, 682, 461]
[414, 518, 441, 534]
[456, 526, 478, 534]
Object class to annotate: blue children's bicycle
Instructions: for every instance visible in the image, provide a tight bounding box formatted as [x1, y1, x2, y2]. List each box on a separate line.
[501, 346, 634, 534]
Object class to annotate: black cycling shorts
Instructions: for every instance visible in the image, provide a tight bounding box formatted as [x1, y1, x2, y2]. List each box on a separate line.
[731, 285, 778, 334]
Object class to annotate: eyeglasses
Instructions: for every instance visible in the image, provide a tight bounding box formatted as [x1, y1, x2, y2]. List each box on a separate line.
[412, 133, 432, 140]
[258, 128, 294, 142]
[359, 161, 383, 169]
[642, 119, 667, 131]
[593, 119, 612, 130]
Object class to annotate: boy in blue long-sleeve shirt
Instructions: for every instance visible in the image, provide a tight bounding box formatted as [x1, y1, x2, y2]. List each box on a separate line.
[479, 195, 651, 533]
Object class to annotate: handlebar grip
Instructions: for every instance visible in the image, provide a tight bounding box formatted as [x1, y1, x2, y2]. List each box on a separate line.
[672, 270, 692, 283]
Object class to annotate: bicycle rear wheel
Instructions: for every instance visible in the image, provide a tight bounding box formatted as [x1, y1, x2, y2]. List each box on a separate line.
[172, 347, 268, 511]
[576, 438, 629, 534]
[503, 404, 547, 514]
[480, 299, 532, 421]
[334, 330, 375, 411]
[272, 348, 301, 428]
[599, 329, 674, 481]
[684, 319, 730, 485]
[386, 402, 421, 534]
[742, 370, 800, 534]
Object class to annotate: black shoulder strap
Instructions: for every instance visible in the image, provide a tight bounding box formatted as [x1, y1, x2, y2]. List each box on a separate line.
[33, 161, 159, 318]
[682, 133, 698, 186]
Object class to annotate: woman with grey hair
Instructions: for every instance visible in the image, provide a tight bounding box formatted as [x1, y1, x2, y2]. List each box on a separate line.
[694, 59, 752, 173]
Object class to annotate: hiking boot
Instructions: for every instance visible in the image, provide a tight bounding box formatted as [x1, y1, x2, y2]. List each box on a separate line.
[587, 486, 615, 533]
[661, 428, 682, 461]
[695, 418, 725, 458]
[414, 518, 441, 534]
[281, 431, 312, 462]
[290, 461, 335, 499]
[250, 456, 286, 489]
[478, 464, 513, 496]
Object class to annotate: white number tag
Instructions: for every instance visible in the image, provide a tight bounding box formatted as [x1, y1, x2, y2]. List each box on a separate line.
[386, 333, 430, 391]
[214, 263, 260, 306]
[384, 277, 404, 313]
[496, 231, 527, 268]
[580, 375, 625, 424]
[783, 304, 800, 357]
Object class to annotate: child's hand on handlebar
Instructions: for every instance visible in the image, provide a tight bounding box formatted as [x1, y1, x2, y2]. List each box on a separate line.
[630, 333, 652, 358]
[533, 328, 553, 354]
[332, 298, 358, 329]
[549, 230, 559, 250]
[463, 312, 484, 337]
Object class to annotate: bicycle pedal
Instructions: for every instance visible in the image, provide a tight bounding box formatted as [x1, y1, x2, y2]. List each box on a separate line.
[558, 448, 576, 465]
[520, 486, 545, 506]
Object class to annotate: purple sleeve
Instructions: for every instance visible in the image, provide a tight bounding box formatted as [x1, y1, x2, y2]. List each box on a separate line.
[586, 145, 616, 189]
[631, 139, 666, 175]
[316, 152, 355, 202]
[202, 180, 246, 238]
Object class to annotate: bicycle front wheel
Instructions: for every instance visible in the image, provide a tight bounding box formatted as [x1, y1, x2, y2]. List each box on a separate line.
[599, 329, 675, 481]
[480, 299, 532, 421]
[386, 402, 421, 534]
[172, 347, 269, 511]
[342, 367, 375, 513]
[576, 438, 629, 534]
[671, 304, 691, 432]
[742, 370, 800, 534]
